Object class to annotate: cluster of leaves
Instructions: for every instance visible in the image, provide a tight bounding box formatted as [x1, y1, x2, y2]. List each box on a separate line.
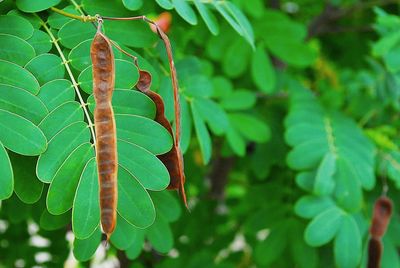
[1, 0, 400, 267]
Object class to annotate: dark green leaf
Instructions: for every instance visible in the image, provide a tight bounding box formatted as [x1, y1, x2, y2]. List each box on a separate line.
[25, 54, 65, 85]
[0, 142, 13, 200]
[0, 15, 34, 40]
[0, 34, 35, 65]
[16, 0, 61, 13]
[0, 59, 40, 94]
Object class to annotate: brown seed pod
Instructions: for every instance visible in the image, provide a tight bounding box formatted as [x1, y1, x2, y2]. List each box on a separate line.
[136, 70, 187, 207]
[370, 196, 393, 239]
[90, 26, 118, 240]
[367, 237, 382, 268]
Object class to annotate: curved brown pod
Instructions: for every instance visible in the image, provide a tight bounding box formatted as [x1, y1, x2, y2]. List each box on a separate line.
[370, 196, 393, 239]
[90, 27, 118, 239]
[137, 70, 187, 207]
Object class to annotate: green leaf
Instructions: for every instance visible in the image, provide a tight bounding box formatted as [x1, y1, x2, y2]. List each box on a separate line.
[25, 54, 65, 85]
[254, 225, 288, 266]
[193, 98, 229, 136]
[9, 152, 43, 204]
[122, 0, 143, 10]
[150, 191, 181, 222]
[38, 79, 75, 111]
[220, 90, 257, 111]
[0, 34, 35, 65]
[183, 75, 213, 98]
[0, 142, 13, 200]
[39, 101, 83, 140]
[172, 0, 198, 25]
[222, 38, 251, 78]
[58, 20, 96, 49]
[304, 207, 343, 247]
[82, 0, 133, 17]
[48, 6, 77, 29]
[73, 227, 101, 262]
[7, 9, 41, 29]
[147, 215, 173, 253]
[229, 113, 271, 143]
[314, 152, 336, 195]
[78, 59, 139, 94]
[40, 209, 71, 230]
[0, 15, 34, 40]
[191, 101, 212, 164]
[295, 195, 335, 219]
[0, 109, 47, 155]
[111, 213, 139, 250]
[0, 59, 40, 94]
[118, 140, 170, 190]
[73, 158, 100, 239]
[87, 89, 156, 119]
[37, 121, 91, 183]
[116, 114, 173, 155]
[223, 2, 255, 48]
[16, 0, 61, 12]
[155, 0, 173, 9]
[47, 143, 94, 215]
[251, 45, 276, 93]
[334, 215, 361, 268]
[126, 230, 145, 260]
[117, 166, 155, 228]
[193, 0, 219, 35]
[226, 127, 246, 156]
[26, 30, 52, 55]
[0, 84, 48, 124]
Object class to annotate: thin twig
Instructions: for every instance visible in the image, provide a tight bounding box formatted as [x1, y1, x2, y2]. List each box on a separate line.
[50, 7, 96, 22]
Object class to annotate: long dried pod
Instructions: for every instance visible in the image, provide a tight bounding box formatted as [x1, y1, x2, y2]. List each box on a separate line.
[367, 237, 382, 268]
[90, 22, 118, 240]
[136, 70, 187, 207]
[370, 196, 393, 239]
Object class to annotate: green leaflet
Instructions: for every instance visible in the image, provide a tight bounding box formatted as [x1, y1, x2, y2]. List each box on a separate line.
[16, 0, 61, 13]
[220, 90, 257, 111]
[0, 59, 40, 94]
[254, 224, 288, 266]
[0, 34, 35, 65]
[36, 121, 91, 183]
[117, 140, 170, 191]
[115, 114, 173, 155]
[304, 207, 344, 247]
[222, 38, 252, 78]
[172, 0, 198, 25]
[47, 143, 94, 215]
[295, 195, 335, 219]
[72, 158, 100, 239]
[0, 15, 33, 40]
[193, 98, 229, 136]
[37, 79, 75, 111]
[58, 20, 96, 49]
[73, 227, 102, 262]
[40, 209, 71, 231]
[47, 6, 77, 29]
[87, 89, 156, 119]
[126, 230, 145, 260]
[155, 0, 173, 9]
[0, 83, 48, 124]
[191, 100, 212, 164]
[151, 191, 181, 222]
[314, 152, 336, 195]
[193, 0, 219, 35]
[229, 113, 271, 143]
[147, 215, 173, 254]
[111, 213, 140, 250]
[39, 101, 83, 140]
[117, 166, 155, 228]
[122, 0, 143, 11]
[9, 152, 43, 204]
[82, 0, 133, 17]
[26, 30, 52, 55]
[0, 109, 47, 156]
[78, 59, 139, 94]
[0, 142, 13, 200]
[25, 54, 65, 85]
[251, 45, 276, 93]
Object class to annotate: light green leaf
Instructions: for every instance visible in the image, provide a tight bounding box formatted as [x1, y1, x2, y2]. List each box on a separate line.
[48, 6, 77, 29]
[16, 0, 61, 12]
[116, 114, 173, 155]
[26, 30, 52, 55]
[9, 152, 43, 204]
[220, 90, 257, 111]
[150, 191, 181, 222]
[25, 54, 65, 85]
[122, 0, 143, 10]
[82, 0, 132, 17]
[111, 213, 139, 250]
[38, 79, 75, 111]
[78, 59, 139, 94]
[73, 227, 101, 262]
[0, 142, 13, 200]
[183, 75, 213, 98]
[58, 20, 96, 49]
[0, 84, 48, 124]
[0, 109, 47, 155]
[222, 38, 251, 78]
[223, 2, 255, 48]
[117, 166, 155, 228]
[39, 101, 83, 140]
[0, 59, 40, 94]
[172, 0, 197, 25]
[295, 195, 335, 219]
[87, 89, 156, 119]
[37, 121, 91, 183]
[229, 113, 271, 143]
[334, 215, 362, 268]
[105, 20, 157, 48]
[155, 0, 173, 9]
[73, 158, 100, 239]
[0, 34, 35, 65]
[252, 45, 276, 93]
[304, 207, 343, 247]
[118, 140, 170, 190]
[191, 101, 212, 164]
[193, 0, 219, 35]
[47, 143, 94, 215]
[314, 152, 336, 195]
[193, 98, 229, 136]
[0, 15, 34, 40]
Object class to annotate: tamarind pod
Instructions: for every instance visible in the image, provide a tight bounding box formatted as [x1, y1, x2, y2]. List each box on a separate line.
[136, 70, 187, 207]
[367, 237, 382, 268]
[91, 30, 118, 239]
[370, 196, 393, 239]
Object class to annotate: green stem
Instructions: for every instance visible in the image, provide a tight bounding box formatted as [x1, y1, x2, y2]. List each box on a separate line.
[35, 15, 97, 145]
[50, 7, 96, 22]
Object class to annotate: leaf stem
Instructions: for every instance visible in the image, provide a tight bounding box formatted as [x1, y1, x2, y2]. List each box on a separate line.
[35, 15, 97, 145]
[50, 7, 97, 22]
